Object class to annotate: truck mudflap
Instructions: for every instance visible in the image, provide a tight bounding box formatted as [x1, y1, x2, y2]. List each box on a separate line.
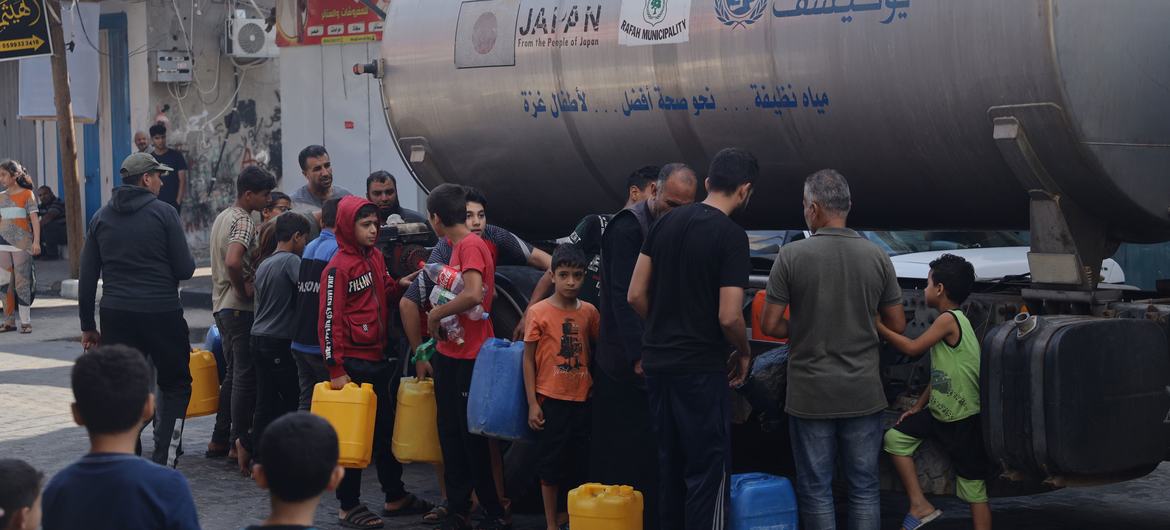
[982, 315, 1170, 482]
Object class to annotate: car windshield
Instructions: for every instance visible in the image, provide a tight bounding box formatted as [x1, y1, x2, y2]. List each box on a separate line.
[861, 231, 1029, 256]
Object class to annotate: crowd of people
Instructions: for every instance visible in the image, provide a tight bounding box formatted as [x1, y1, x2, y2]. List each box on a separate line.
[0, 143, 992, 530]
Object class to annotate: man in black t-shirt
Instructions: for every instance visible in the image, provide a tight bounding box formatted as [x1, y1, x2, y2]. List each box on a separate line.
[149, 123, 189, 213]
[628, 148, 757, 530]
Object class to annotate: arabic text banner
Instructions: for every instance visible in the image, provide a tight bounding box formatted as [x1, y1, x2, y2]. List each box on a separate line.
[0, 0, 52, 62]
[276, 0, 387, 47]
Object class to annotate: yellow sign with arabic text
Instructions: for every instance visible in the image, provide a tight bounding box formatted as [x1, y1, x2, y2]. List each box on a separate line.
[0, 0, 51, 62]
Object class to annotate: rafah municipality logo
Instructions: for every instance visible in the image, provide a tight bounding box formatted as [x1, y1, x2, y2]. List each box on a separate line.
[644, 0, 668, 26]
[716, 0, 768, 29]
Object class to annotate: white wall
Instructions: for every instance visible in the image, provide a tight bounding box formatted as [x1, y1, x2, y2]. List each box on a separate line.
[279, 42, 418, 211]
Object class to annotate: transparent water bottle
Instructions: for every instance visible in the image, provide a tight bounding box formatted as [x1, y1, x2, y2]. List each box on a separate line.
[440, 315, 465, 345]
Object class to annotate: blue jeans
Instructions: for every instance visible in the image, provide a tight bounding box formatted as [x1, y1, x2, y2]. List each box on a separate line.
[789, 412, 883, 530]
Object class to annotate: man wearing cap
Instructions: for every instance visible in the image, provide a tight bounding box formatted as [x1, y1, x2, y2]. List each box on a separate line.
[78, 152, 197, 468]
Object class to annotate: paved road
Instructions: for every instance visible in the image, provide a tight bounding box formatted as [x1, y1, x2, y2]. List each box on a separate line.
[4, 302, 1170, 529]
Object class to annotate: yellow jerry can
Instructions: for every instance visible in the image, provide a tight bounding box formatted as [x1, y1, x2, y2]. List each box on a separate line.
[568, 483, 643, 530]
[185, 349, 219, 418]
[392, 377, 443, 464]
[311, 381, 377, 468]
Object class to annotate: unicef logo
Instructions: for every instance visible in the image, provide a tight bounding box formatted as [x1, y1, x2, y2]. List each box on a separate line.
[716, 0, 768, 29]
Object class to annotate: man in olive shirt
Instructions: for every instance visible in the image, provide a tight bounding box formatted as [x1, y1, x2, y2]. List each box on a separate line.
[761, 169, 906, 530]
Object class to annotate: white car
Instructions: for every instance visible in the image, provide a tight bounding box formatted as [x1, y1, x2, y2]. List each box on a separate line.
[889, 246, 1129, 286]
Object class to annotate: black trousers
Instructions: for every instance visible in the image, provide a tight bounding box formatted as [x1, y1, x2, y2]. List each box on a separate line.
[99, 307, 191, 468]
[294, 350, 329, 411]
[646, 372, 731, 530]
[433, 353, 505, 518]
[336, 357, 408, 510]
[41, 222, 66, 258]
[589, 368, 661, 530]
[249, 336, 299, 460]
[211, 310, 256, 447]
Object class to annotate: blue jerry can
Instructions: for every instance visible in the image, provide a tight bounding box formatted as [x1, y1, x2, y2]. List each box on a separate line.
[730, 473, 798, 530]
[467, 338, 533, 441]
[203, 324, 223, 358]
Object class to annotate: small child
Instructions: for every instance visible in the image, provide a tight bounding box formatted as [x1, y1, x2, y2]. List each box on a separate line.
[42, 345, 200, 530]
[249, 212, 312, 466]
[0, 459, 42, 530]
[247, 412, 345, 530]
[877, 254, 991, 530]
[523, 244, 601, 530]
[263, 191, 293, 223]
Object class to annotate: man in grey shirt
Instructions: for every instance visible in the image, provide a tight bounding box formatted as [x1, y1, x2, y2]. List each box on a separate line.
[761, 169, 906, 530]
[249, 212, 311, 462]
[290, 145, 352, 209]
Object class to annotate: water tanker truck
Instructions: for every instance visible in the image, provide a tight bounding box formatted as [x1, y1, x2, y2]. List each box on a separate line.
[362, 0, 1170, 497]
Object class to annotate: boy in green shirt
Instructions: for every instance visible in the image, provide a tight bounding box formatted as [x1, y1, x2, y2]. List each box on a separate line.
[878, 254, 991, 530]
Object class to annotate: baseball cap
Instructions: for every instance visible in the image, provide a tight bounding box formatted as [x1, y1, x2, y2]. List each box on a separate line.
[119, 152, 173, 178]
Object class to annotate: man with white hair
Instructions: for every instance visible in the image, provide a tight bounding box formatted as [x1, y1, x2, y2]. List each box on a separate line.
[760, 169, 907, 530]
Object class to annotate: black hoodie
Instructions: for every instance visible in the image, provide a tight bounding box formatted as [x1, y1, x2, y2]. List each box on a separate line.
[79, 186, 196, 331]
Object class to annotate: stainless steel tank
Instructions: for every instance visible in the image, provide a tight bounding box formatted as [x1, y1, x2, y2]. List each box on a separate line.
[379, 0, 1170, 241]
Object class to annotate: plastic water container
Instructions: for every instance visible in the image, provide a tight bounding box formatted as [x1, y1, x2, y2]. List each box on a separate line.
[568, 483, 643, 530]
[730, 473, 798, 530]
[203, 324, 223, 357]
[392, 377, 443, 464]
[467, 338, 532, 441]
[185, 349, 219, 418]
[311, 382, 377, 468]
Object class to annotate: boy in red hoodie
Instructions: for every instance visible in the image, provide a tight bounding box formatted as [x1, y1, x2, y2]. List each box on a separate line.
[319, 196, 432, 529]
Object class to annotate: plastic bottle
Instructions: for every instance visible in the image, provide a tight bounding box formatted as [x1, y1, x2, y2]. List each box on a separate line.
[412, 338, 438, 363]
[419, 261, 464, 293]
[440, 315, 465, 345]
[429, 286, 489, 321]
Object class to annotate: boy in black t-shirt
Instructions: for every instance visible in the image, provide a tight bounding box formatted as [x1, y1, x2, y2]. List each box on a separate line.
[628, 148, 757, 530]
[148, 123, 189, 212]
[246, 412, 344, 530]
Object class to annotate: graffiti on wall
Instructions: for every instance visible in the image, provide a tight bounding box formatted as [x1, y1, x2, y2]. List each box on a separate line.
[159, 91, 282, 258]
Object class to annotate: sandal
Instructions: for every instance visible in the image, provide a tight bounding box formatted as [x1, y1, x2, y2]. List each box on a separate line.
[422, 500, 450, 523]
[19, 324, 31, 334]
[0, 324, 15, 333]
[902, 509, 942, 530]
[340, 505, 384, 529]
[382, 493, 434, 517]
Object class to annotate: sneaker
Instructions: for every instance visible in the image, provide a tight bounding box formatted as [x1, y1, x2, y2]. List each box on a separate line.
[476, 517, 512, 530]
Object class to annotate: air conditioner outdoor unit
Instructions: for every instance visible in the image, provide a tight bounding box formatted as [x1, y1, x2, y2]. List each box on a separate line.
[226, 16, 278, 59]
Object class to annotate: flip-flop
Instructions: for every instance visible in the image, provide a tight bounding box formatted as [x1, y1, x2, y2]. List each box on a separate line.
[340, 505, 384, 529]
[382, 493, 433, 517]
[0, 324, 16, 333]
[422, 500, 449, 523]
[903, 509, 942, 530]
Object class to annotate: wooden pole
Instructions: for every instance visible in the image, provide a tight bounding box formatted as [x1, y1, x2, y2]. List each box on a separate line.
[47, 0, 84, 279]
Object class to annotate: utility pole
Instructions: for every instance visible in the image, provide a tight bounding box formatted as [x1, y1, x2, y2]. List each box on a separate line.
[47, 0, 84, 278]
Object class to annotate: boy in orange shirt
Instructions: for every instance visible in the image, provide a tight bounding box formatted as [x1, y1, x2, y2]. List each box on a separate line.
[523, 244, 601, 530]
